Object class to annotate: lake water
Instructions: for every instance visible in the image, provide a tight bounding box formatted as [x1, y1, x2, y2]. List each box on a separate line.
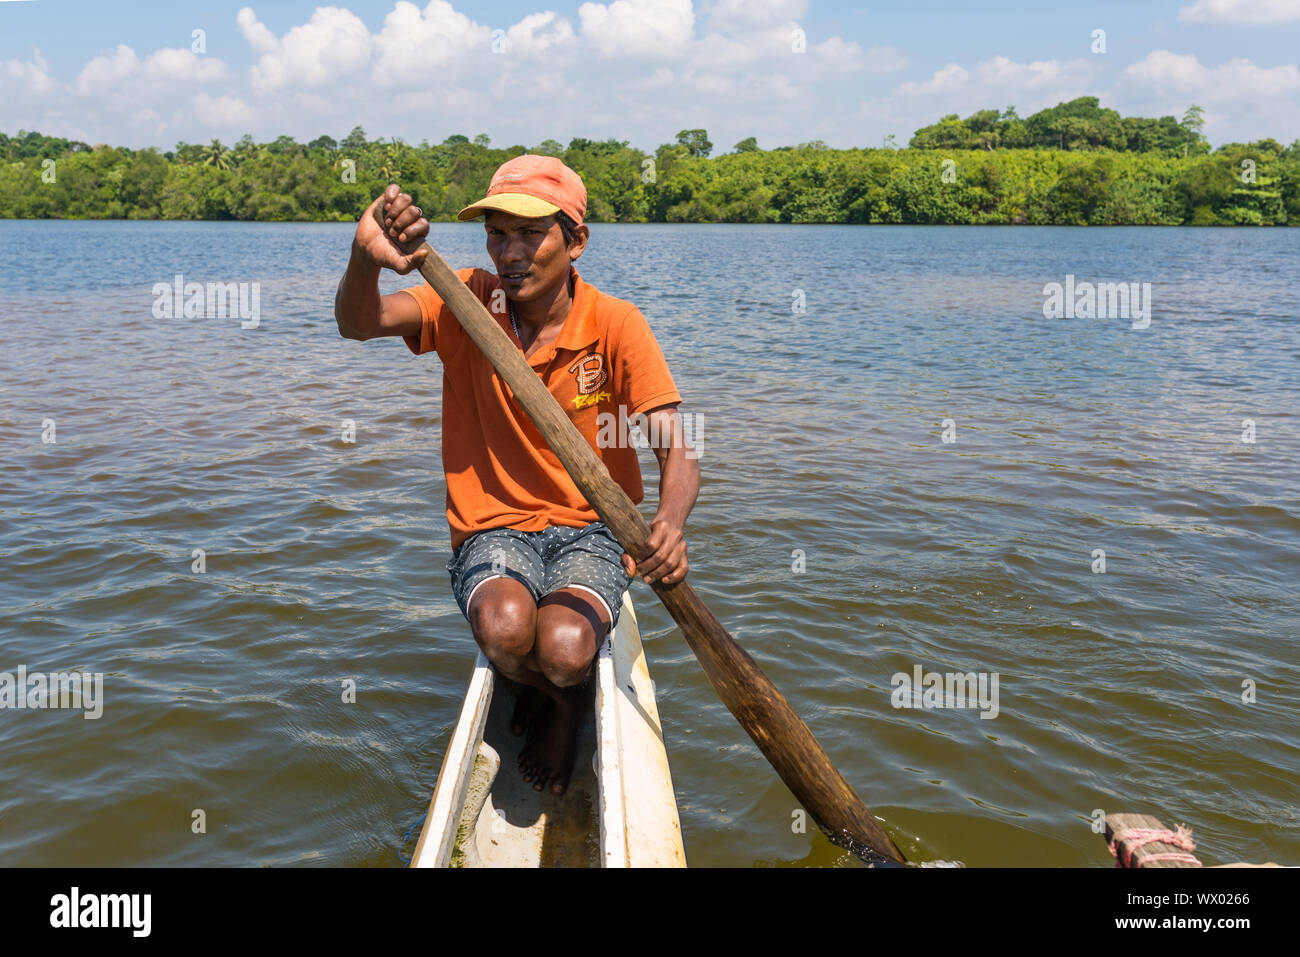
[1, 220, 1297, 867]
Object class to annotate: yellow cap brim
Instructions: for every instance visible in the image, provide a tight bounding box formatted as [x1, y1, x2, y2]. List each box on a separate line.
[456, 193, 562, 222]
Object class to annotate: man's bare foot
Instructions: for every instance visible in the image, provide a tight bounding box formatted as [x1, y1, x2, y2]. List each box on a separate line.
[508, 683, 545, 737]
[516, 695, 551, 783]
[517, 684, 590, 795]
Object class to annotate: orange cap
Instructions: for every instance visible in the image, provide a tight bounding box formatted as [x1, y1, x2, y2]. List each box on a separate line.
[457, 155, 587, 226]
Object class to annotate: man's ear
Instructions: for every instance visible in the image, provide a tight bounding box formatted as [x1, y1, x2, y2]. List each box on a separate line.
[569, 224, 590, 261]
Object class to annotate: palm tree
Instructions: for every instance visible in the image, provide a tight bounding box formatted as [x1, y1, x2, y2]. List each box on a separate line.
[203, 139, 231, 170]
[230, 135, 264, 167]
[379, 139, 409, 183]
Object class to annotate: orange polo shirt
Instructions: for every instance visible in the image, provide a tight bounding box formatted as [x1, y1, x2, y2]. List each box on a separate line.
[401, 266, 682, 551]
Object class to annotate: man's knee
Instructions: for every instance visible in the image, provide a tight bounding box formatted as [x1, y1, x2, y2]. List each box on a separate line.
[468, 578, 536, 668]
[534, 603, 602, 688]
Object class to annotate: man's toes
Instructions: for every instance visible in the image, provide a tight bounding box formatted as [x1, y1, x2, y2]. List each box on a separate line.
[549, 774, 569, 797]
[517, 749, 536, 779]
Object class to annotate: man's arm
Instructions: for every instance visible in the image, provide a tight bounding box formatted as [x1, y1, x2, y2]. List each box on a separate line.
[621, 403, 699, 586]
[335, 184, 430, 341]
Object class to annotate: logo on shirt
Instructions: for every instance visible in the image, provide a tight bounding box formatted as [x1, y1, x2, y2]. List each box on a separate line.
[569, 353, 608, 395]
[568, 353, 610, 412]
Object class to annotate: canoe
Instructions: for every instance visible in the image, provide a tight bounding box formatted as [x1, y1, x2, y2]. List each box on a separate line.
[410, 591, 687, 867]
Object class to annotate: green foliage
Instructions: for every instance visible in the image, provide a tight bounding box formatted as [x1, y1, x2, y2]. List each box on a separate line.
[2, 123, 1296, 225]
[910, 97, 1207, 156]
[267, 135, 301, 156]
[675, 129, 712, 158]
[883, 160, 974, 224]
[1181, 105, 1205, 131]
[1, 129, 93, 159]
[341, 126, 367, 152]
[910, 114, 980, 150]
[203, 140, 231, 170]
[567, 137, 628, 157]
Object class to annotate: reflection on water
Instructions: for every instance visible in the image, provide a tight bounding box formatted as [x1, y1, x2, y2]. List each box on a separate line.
[1, 221, 1297, 867]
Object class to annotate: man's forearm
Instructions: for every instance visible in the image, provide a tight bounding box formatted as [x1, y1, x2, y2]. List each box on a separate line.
[335, 241, 383, 340]
[654, 444, 700, 530]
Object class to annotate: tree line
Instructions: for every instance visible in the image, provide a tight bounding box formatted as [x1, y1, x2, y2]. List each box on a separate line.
[1, 100, 1297, 226]
[908, 97, 1214, 154]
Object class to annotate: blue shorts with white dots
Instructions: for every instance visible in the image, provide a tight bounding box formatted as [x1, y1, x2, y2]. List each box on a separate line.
[447, 521, 633, 628]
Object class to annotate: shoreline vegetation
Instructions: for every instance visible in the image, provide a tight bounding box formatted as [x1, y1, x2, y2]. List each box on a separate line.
[3, 98, 1297, 226]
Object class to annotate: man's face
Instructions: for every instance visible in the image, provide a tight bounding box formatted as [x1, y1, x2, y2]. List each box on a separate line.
[484, 211, 580, 302]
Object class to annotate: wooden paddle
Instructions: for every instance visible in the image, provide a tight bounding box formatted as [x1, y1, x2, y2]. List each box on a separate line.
[375, 205, 905, 865]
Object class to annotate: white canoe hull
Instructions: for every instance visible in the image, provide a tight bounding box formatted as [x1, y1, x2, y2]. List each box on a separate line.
[410, 592, 686, 868]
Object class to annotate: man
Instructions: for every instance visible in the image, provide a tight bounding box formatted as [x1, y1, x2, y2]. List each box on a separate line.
[334, 155, 699, 796]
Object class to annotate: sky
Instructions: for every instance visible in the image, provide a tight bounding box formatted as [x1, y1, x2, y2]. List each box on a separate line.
[2, 0, 1299, 151]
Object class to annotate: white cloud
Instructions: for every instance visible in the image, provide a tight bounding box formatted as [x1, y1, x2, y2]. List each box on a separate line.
[808, 37, 874, 71]
[579, 0, 695, 58]
[75, 43, 230, 107]
[390, 83, 493, 125]
[76, 44, 141, 96]
[898, 55, 1095, 97]
[694, 27, 783, 68]
[1126, 50, 1300, 100]
[637, 66, 676, 90]
[143, 48, 229, 85]
[897, 61, 969, 96]
[1178, 0, 1300, 24]
[691, 24, 904, 75]
[238, 5, 372, 93]
[193, 92, 256, 129]
[679, 64, 801, 103]
[128, 108, 167, 140]
[487, 69, 574, 111]
[236, 6, 279, 54]
[973, 55, 1094, 90]
[708, 0, 808, 27]
[8, 1, 924, 153]
[2, 48, 59, 98]
[505, 11, 577, 56]
[371, 0, 490, 85]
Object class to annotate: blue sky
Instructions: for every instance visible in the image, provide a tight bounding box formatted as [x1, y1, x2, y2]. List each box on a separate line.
[3, 0, 1298, 150]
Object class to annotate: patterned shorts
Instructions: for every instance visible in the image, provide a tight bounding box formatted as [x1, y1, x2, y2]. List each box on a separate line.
[446, 521, 633, 629]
